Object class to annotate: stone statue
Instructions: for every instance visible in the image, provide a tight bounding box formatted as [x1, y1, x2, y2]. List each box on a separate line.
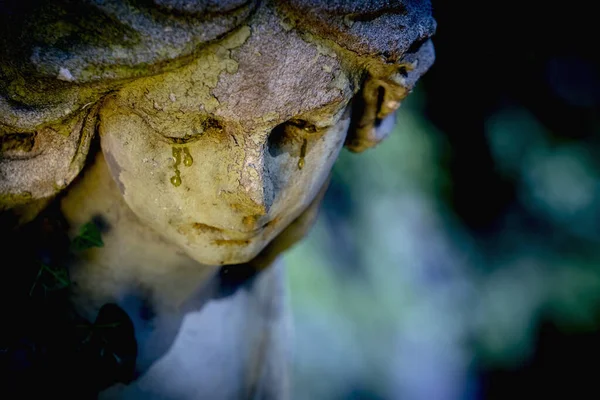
[0, 0, 435, 398]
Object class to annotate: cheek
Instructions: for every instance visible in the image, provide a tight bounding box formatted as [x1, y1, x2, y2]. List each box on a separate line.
[99, 111, 234, 230]
[266, 115, 350, 224]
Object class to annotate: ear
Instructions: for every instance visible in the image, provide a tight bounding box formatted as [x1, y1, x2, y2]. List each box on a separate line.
[344, 73, 408, 153]
[345, 39, 435, 153]
[0, 103, 99, 211]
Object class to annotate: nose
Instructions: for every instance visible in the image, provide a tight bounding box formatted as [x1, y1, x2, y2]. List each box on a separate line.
[227, 131, 276, 218]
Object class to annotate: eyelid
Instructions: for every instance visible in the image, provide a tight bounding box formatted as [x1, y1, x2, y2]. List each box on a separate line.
[124, 105, 223, 145]
[286, 120, 331, 137]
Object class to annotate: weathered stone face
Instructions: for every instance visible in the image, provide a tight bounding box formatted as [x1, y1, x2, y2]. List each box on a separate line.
[99, 12, 351, 265]
[1, 0, 436, 265]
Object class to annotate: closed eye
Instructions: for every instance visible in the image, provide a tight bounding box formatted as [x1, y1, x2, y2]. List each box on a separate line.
[267, 119, 330, 158]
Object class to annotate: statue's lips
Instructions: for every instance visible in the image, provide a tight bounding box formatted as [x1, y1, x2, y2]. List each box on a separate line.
[180, 217, 280, 243]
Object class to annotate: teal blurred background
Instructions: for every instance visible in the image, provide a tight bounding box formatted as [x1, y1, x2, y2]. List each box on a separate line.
[284, 1, 600, 398]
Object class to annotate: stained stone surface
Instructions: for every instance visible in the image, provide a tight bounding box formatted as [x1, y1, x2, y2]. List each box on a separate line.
[0, 0, 435, 398]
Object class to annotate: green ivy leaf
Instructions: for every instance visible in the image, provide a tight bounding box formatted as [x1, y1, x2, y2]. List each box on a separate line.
[42, 264, 71, 290]
[71, 221, 104, 252]
[29, 264, 71, 295]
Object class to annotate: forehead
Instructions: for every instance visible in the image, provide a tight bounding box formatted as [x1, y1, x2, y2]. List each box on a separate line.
[213, 8, 351, 125]
[115, 6, 351, 138]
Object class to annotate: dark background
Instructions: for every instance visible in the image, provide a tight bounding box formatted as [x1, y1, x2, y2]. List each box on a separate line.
[424, 1, 600, 398]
